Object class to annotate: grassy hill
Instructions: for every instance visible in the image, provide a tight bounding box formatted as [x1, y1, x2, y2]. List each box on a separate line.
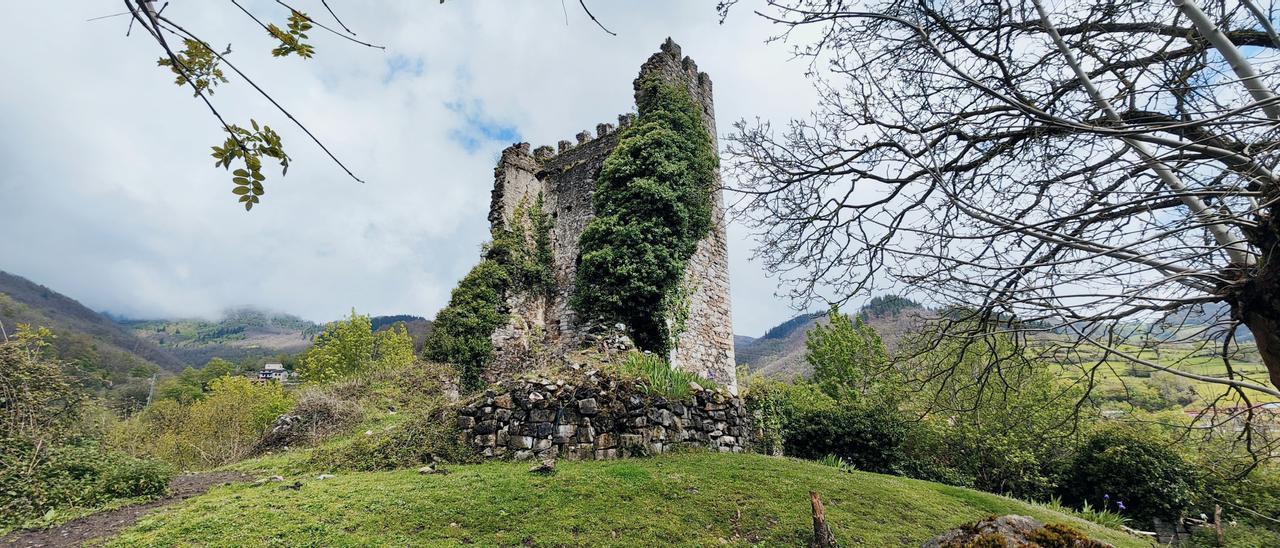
[119, 308, 320, 365]
[108, 452, 1146, 547]
[0, 270, 185, 403]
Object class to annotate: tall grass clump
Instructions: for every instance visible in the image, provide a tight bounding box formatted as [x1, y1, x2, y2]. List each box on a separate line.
[617, 352, 716, 400]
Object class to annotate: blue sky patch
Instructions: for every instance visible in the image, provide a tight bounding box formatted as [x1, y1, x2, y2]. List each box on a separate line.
[384, 54, 425, 83]
[446, 99, 520, 153]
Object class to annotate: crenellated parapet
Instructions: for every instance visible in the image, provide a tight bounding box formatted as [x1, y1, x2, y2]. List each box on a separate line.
[484, 39, 737, 392]
[505, 113, 636, 168]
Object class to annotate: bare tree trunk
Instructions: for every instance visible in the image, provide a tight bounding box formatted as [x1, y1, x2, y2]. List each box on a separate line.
[1174, 0, 1280, 123]
[1034, 0, 1253, 266]
[1241, 203, 1280, 388]
[809, 491, 837, 548]
[1243, 302, 1280, 389]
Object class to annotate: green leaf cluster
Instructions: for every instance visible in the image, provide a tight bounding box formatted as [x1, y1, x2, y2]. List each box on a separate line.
[806, 307, 890, 400]
[572, 78, 717, 355]
[1062, 427, 1202, 522]
[424, 260, 510, 392]
[108, 376, 291, 469]
[297, 310, 414, 383]
[615, 351, 717, 400]
[268, 11, 316, 58]
[156, 39, 228, 96]
[490, 194, 555, 295]
[1, 338, 172, 529]
[210, 120, 289, 210]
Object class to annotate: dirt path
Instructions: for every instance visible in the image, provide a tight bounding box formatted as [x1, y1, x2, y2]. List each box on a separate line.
[0, 471, 253, 548]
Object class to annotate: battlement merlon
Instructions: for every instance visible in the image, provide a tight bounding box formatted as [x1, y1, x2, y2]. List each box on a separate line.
[488, 113, 635, 230]
[636, 37, 716, 142]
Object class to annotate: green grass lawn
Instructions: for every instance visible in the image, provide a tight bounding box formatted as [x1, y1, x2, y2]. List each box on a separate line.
[108, 452, 1149, 547]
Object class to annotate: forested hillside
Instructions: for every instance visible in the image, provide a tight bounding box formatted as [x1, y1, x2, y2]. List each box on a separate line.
[0, 270, 184, 405]
[736, 296, 925, 379]
[120, 309, 320, 365]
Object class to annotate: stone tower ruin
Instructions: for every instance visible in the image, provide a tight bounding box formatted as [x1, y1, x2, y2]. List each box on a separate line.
[487, 39, 736, 390]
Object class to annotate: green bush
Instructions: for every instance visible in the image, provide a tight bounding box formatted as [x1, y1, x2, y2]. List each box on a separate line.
[573, 77, 718, 355]
[425, 195, 554, 392]
[108, 376, 292, 469]
[2, 442, 172, 530]
[424, 260, 510, 392]
[311, 400, 469, 471]
[1185, 524, 1280, 547]
[784, 403, 912, 475]
[1061, 428, 1201, 523]
[95, 452, 172, 500]
[744, 378, 838, 457]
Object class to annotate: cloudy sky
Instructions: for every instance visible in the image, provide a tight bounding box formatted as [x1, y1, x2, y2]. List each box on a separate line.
[0, 1, 825, 337]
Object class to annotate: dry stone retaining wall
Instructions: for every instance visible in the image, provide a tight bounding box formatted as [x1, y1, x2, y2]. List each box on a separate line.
[457, 372, 751, 460]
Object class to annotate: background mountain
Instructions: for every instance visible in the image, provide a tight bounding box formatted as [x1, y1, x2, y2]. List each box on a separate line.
[119, 308, 322, 366]
[0, 270, 186, 403]
[736, 295, 927, 380]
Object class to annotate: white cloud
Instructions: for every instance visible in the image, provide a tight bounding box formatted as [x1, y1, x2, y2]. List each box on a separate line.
[0, 1, 818, 337]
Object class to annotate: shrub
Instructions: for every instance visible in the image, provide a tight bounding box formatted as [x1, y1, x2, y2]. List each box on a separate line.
[179, 376, 293, 467]
[816, 454, 852, 470]
[572, 77, 718, 355]
[744, 378, 837, 457]
[297, 310, 383, 382]
[0, 333, 84, 455]
[327, 360, 456, 411]
[1061, 428, 1201, 523]
[424, 259, 510, 391]
[784, 403, 911, 475]
[95, 453, 172, 500]
[110, 376, 292, 469]
[252, 389, 363, 453]
[426, 195, 553, 392]
[1, 442, 172, 530]
[310, 399, 469, 471]
[900, 335, 1091, 500]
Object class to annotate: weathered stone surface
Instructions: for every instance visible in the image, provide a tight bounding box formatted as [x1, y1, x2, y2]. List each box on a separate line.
[494, 393, 513, 409]
[486, 40, 736, 391]
[921, 515, 1113, 548]
[459, 374, 751, 462]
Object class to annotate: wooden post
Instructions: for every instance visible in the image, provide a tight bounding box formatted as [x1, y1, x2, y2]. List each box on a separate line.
[1214, 504, 1224, 546]
[809, 490, 837, 548]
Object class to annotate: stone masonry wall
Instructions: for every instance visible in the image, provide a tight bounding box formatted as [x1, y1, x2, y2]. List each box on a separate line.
[486, 39, 737, 390]
[458, 371, 751, 460]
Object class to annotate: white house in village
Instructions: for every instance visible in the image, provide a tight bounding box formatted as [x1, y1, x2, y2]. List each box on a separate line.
[256, 363, 296, 383]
